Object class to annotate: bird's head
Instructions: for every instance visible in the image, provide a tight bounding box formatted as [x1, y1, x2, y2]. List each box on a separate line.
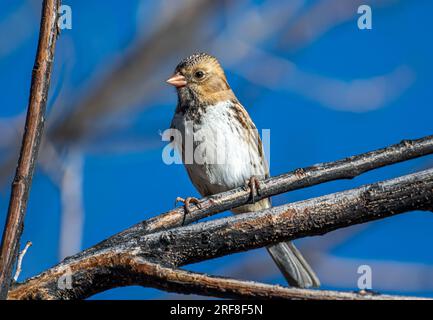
[166, 53, 235, 106]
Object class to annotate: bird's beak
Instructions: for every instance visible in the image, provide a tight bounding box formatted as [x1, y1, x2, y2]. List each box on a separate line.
[166, 73, 187, 88]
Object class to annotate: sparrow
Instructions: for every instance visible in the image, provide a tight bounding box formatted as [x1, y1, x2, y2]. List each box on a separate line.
[167, 53, 320, 288]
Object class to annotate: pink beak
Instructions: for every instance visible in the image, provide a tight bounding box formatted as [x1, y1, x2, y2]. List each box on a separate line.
[166, 73, 187, 88]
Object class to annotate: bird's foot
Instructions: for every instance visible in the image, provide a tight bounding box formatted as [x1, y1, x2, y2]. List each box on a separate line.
[244, 176, 261, 204]
[175, 196, 201, 226]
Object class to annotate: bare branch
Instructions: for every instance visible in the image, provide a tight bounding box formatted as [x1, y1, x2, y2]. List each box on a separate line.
[126, 261, 424, 300]
[140, 135, 433, 232]
[8, 167, 433, 299]
[144, 169, 433, 268]
[8, 254, 424, 300]
[0, 0, 61, 299]
[13, 241, 32, 282]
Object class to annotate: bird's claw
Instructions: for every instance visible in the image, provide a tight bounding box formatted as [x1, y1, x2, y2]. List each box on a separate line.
[175, 196, 201, 226]
[244, 176, 261, 204]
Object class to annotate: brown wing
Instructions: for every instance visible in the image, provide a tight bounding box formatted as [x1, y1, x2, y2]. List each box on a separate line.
[229, 100, 270, 179]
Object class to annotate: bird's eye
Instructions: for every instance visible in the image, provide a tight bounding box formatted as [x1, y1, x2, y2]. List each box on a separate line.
[194, 70, 205, 79]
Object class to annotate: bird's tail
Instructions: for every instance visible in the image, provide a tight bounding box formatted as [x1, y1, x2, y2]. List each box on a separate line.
[267, 241, 320, 288]
[232, 198, 319, 288]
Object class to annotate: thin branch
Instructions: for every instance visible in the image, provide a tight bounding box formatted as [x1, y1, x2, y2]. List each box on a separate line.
[136, 135, 433, 233]
[13, 242, 32, 282]
[125, 259, 424, 300]
[0, 0, 61, 299]
[8, 167, 433, 299]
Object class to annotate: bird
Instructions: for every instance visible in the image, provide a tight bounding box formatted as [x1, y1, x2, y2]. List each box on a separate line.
[166, 52, 320, 288]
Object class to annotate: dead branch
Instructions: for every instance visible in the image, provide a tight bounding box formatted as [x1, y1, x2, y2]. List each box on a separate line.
[8, 253, 423, 300]
[8, 167, 433, 299]
[137, 135, 433, 231]
[0, 0, 61, 299]
[133, 262, 423, 300]
[13, 241, 32, 282]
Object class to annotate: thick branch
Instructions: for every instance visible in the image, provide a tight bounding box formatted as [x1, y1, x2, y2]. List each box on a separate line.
[138, 168, 433, 267]
[125, 261, 423, 300]
[9, 168, 433, 299]
[8, 254, 423, 300]
[0, 0, 60, 299]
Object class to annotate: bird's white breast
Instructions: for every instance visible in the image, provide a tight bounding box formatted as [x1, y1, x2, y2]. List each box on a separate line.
[172, 100, 266, 196]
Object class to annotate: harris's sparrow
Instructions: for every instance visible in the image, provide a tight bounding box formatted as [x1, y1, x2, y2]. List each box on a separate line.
[167, 53, 319, 288]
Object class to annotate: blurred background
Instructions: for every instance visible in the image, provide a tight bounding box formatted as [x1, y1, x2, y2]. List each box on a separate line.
[0, 0, 432, 299]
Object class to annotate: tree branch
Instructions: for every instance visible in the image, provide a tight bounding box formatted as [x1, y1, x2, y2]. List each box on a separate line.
[0, 0, 61, 299]
[124, 135, 433, 235]
[8, 167, 433, 299]
[123, 261, 424, 300]
[9, 254, 423, 300]
[13, 241, 32, 282]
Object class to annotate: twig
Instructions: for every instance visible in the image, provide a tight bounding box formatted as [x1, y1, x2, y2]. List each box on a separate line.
[13, 242, 32, 282]
[8, 168, 433, 299]
[0, 0, 61, 299]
